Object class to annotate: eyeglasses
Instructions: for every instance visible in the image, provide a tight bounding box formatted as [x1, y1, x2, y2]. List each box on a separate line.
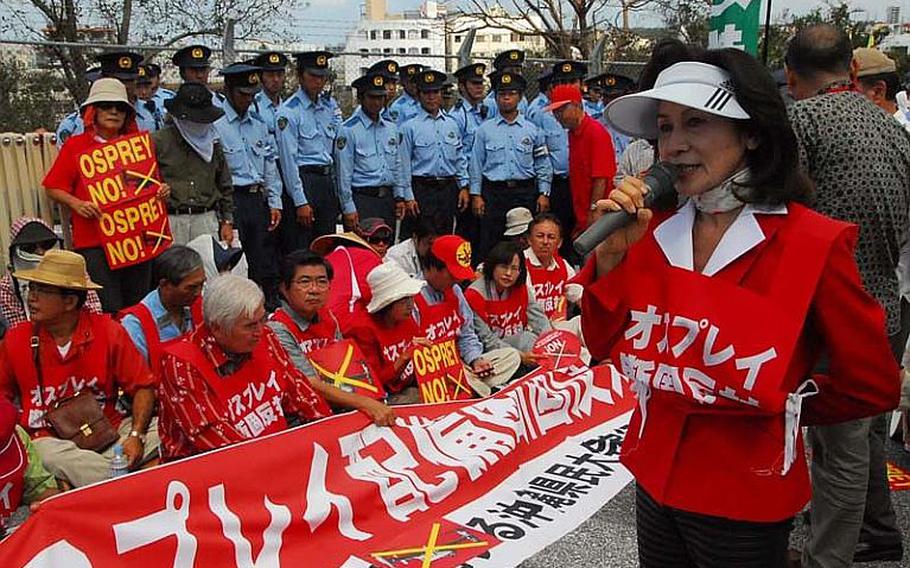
[292, 277, 330, 290]
[18, 240, 58, 255]
[95, 102, 130, 114]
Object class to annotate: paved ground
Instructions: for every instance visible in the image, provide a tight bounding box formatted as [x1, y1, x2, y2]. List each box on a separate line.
[523, 435, 910, 568]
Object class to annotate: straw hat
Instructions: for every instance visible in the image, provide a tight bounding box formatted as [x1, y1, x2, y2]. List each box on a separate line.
[366, 263, 424, 314]
[13, 250, 102, 290]
[310, 232, 377, 257]
[80, 78, 132, 110]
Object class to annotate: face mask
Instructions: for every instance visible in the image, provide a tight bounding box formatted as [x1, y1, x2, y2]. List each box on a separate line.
[690, 168, 751, 214]
[174, 118, 216, 162]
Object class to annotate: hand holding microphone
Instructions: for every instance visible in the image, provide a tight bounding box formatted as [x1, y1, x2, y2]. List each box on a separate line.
[573, 162, 678, 257]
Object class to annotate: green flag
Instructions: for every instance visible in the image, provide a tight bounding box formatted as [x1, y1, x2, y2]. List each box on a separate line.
[709, 0, 763, 55]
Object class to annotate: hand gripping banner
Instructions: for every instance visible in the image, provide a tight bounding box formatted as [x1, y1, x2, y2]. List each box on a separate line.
[0, 363, 636, 568]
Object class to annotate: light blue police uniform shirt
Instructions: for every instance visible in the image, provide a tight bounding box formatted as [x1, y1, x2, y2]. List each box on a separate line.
[274, 89, 343, 207]
[527, 92, 569, 177]
[469, 113, 552, 196]
[388, 92, 421, 125]
[56, 111, 84, 148]
[584, 99, 604, 120]
[482, 90, 529, 121]
[213, 101, 282, 209]
[334, 107, 409, 215]
[449, 99, 486, 164]
[121, 289, 195, 362]
[152, 87, 176, 106]
[134, 100, 161, 132]
[400, 108, 469, 191]
[253, 91, 282, 141]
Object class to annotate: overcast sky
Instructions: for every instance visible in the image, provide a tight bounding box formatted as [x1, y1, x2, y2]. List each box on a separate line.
[290, 0, 905, 46]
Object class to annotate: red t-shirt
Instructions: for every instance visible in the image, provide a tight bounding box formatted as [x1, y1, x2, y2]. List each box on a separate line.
[568, 115, 616, 235]
[42, 132, 107, 249]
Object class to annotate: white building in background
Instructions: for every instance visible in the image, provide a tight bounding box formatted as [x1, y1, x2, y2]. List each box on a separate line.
[340, 0, 447, 87]
[446, 8, 546, 63]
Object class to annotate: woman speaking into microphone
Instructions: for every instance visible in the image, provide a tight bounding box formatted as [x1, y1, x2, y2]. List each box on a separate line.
[581, 49, 900, 566]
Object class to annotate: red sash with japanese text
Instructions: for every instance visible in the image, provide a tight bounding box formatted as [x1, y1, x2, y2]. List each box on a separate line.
[465, 286, 529, 339]
[414, 290, 464, 343]
[527, 259, 569, 320]
[375, 316, 420, 392]
[610, 211, 832, 414]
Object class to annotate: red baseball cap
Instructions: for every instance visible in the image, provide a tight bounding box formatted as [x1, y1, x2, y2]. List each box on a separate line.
[544, 84, 583, 112]
[430, 235, 475, 281]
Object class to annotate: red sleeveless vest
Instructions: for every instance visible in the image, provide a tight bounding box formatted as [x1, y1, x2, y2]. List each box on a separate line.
[0, 433, 26, 523]
[118, 296, 202, 366]
[414, 289, 463, 343]
[465, 285, 529, 339]
[526, 257, 569, 320]
[269, 307, 338, 355]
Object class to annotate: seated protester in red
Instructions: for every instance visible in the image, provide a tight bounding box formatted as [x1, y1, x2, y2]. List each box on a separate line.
[583, 50, 901, 566]
[465, 241, 550, 369]
[120, 246, 205, 364]
[0, 250, 159, 487]
[42, 79, 170, 313]
[0, 217, 103, 329]
[346, 263, 427, 404]
[524, 213, 581, 321]
[158, 275, 333, 462]
[0, 397, 60, 535]
[311, 231, 383, 333]
[416, 235, 521, 397]
[268, 250, 396, 425]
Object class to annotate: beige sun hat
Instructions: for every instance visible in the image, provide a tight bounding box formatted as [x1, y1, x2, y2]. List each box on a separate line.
[503, 207, 533, 237]
[80, 77, 133, 110]
[13, 249, 102, 290]
[310, 232, 377, 258]
[366, 263, 424, 314]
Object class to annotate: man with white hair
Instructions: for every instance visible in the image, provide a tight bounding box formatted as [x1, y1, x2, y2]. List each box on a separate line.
[156, 274, 332, 461]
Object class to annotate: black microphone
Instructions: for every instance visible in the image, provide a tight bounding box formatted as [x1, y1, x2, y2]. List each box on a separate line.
[573, 162, 679, 257]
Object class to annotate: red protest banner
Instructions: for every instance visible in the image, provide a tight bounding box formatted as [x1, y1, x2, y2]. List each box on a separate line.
[0, 364, 636, 568]
[533, 329, 584, 371]
[77, 131, 172, 269]
[413, 338, 475, 404]
[307, 340, 386, 400]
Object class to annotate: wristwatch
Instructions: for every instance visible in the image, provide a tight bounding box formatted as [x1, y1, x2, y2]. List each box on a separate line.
[129, 430, 147, 444]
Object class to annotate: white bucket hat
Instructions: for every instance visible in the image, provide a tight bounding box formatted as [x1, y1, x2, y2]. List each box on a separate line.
[366, 262, 425, 314]
[80, 78, 133, 110]
[503, 207, 533, 237]
[604, 61, 750, 139]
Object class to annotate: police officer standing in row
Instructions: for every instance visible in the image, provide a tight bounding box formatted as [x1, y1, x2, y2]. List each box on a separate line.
[214, 63, 283, 308]
[388, 63, 424, 125]
[136, 65, 165, 131]
[596, 73, 636, 165]
[471, 71, 551, 259]
[400, 69, 468, 233]
[95, 52, 160, 133]
[583, 75, 605, 119]
[449, 62, 488, 247]
[528, 61, 584, 259]
[275, 51, 343, 248]
[147, 63, 175, 107]
[172, 45, 223, 106]
[483, 49, 529, 118]
[368, 59, 401, 122]
[335, 72, 412, 230]
[252, 51, 288, 135]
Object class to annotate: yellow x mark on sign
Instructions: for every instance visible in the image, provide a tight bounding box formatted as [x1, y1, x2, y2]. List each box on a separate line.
[370, 522, 489, 568]
[310, 343, 378, 393]
[125, 163, 162, 195]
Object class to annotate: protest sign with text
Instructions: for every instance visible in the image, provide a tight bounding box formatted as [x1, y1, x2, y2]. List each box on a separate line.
[77, 131, 172, 269]
[0, 363, 635, 568]
[413, 338, 475, 404]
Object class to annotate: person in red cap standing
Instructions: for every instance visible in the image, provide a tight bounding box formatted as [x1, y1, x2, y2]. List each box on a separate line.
[415, 235, 520, 397]
[546, 84, 616, 237]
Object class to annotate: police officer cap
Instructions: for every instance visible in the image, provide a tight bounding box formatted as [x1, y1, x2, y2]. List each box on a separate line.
[352, 72, 388, 96]
[492, 71, 527, 93]
[399, 63, 425, 81]
[146, 63, 162, 78]
[137, 64, 152, 85]
[172, 45, 212, 68]
[454, 62, 486, 82]
[221, 63, 262, 94]
[551, 60, 587, 83]
[294, 51, 333, 75]
[416, 69, 449, 91]
[493, 49, 524, 71]
[254, 51, 288, 72]
[601, 73, 636, 94]
[96, 51, 143, 80]
[369, 59, 400, 80]
[85, 66, 102, 84]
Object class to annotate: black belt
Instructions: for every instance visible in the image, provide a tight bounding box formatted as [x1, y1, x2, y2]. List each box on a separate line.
[412, 176, 456, 185]
[482, 178, 535, 190]
[353, 185, 393, 198]
[299, 165, 331, 176]
[553, 174, 569, 182]
[234, 183, 263, 194]
[170, 205, 213, 215]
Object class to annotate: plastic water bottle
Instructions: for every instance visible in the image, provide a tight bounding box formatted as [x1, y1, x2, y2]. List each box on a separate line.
[109, 444, 129, 479]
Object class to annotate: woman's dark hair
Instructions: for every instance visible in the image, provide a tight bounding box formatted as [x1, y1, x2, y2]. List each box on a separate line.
[695, 48, 814, 206]
[482, 241, 527, 288]
[280, 249, 334, 287]
[528, 212, 562, 238]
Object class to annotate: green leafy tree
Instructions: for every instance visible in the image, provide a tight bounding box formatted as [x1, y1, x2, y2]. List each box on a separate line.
[0, 55, 66, 132]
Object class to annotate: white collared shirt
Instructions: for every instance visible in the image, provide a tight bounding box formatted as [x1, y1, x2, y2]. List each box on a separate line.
[653, 200, 788, 277]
